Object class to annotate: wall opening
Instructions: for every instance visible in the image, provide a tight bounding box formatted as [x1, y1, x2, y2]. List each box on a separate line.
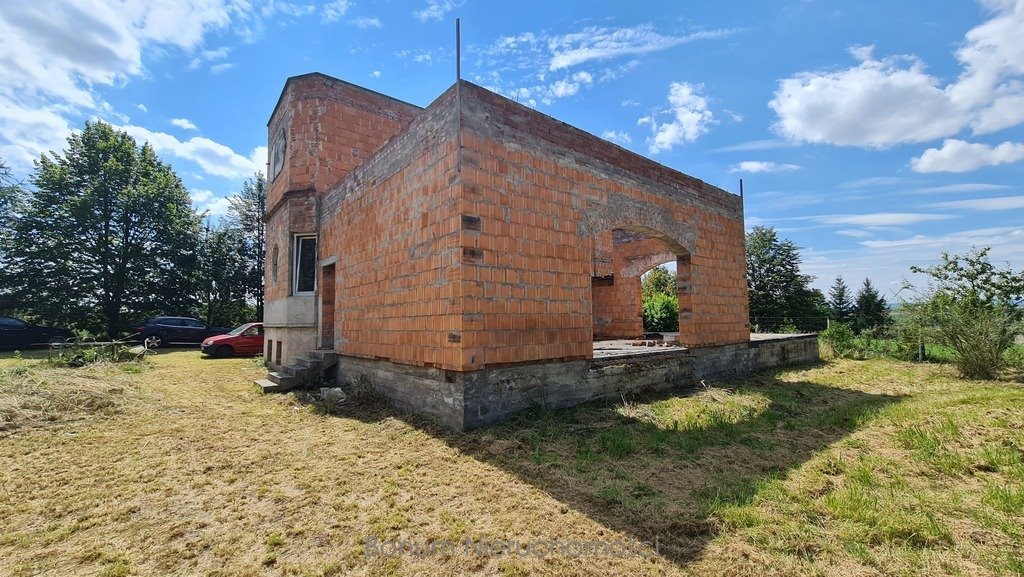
[589, 226, 693, 347]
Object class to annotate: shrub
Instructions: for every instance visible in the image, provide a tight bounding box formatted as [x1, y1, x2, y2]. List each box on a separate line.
[819, 322, 855, 358]
[928, 294, 1018, 379]
[643, 292, 679, 332]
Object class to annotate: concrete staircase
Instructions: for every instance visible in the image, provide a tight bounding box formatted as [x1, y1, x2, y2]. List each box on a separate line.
[255, 350, 338, 393]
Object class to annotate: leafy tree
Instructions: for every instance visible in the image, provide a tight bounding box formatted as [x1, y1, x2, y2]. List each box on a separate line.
[643, 292, 679, 332]
[905, 247, 1023, 379]
[227, 173, 266, 320]
[853, 278, 888, 334]
[827, 275, 854, 324]
[2, 121, 202, 338]
[910, 246, 1024, 306]
[198, 221, 251, 327]
[641, 265, 675, 299]
[745, 226, 826, 332]
[0, 154, 22, 311]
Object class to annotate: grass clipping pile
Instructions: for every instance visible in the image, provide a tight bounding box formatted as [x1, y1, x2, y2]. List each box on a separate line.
[0, 361, 143, 434]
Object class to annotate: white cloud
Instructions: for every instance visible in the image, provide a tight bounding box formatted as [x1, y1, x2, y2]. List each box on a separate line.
[711, 139, 798, 153]
[643, 82, 715, 154]
[171, 118, 198, 131]
[598, 59, 640, 82]
[547, 24, 738, 71]
[911, 138, 1024, 172]
[0, 95, 74, 170]
[601, 130, 632, 144]
[0, 0, 250, 172]
[836, 229, 873, 238]
[621, 99, 640, 107]
[188, 46, 230, 70]
[413, 0, 461, 22]
[770, 1, 1024, 148]
[371, 70, 382, 79]
[729, 161, 801, 173]
[321, 0, 350, 23]
[548, 70, 593, 98]
[971, 93, 1024, 134]
[190, 188, 232, 216]
[119, 124, 263, 179]
[351, 17, 382, 29]
[927, 195, 1024, 210]
[859, 226, 1024, 249]
[907, 182, 1011, 194]
[839, 176, 909, 189]
[249, 146, 268, 174]
[802, 212, 956, 227]
[770, 52, 966, 148]
[209, 62, 236, 74]
[136, 103, 148, 112]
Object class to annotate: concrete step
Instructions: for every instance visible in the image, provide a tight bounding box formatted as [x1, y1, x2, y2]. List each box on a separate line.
[280, 364, 310, 379]
[308, 350, 337, 368]
[294, 356, 323, 369]
[255, 378, 294, 393]
[267, 371, 301, 387]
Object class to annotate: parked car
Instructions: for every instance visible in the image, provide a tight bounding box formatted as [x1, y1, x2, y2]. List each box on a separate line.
[0, 316, 75, 350]
[201, 322, 264, 357]
[131, 317, 231, 348]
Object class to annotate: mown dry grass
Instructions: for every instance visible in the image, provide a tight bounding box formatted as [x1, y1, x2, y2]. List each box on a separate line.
[0, 351, 1022, 576]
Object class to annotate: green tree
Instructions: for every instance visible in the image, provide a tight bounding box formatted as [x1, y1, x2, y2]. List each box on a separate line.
[641, 265, 675, 299]
[827, 275, 854, 324]
[0, 154, 22, 312]
[3, 121, 202, 338]
[853, 278, 888, 334]
[198, 221, 251, 327]
[906, 247, 1023, 379]
[745, 226, 825, 332]
[227, 173, 266, 320]
[643, 292, 679, 332]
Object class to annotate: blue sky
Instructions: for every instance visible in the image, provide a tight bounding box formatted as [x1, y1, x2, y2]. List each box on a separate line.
[1, 0, 1022, 298]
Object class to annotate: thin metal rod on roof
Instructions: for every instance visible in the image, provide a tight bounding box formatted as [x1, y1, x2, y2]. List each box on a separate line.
[739, 178, 744, 198]
[456, 18, 461, 82]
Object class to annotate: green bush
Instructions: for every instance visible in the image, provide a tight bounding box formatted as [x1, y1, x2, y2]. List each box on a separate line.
[642, 292, 679, 332]
[819, 322, 855, 358]
[927, 295, 1018, 379]
[1003, 344, 1024, 368]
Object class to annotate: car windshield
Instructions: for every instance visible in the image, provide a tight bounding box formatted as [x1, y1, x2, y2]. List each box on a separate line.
[227, 324, 251, 336]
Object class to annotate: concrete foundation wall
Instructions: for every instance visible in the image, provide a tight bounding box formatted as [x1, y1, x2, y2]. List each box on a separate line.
[332, 334, 819, 430]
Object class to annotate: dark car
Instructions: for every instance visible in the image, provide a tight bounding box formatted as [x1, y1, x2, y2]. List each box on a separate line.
[201, 322, 264, 357]
[131, 317, 231, 348]
[0, 315, 74, 350]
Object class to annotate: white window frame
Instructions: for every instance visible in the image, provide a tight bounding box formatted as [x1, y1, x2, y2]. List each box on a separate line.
[293, 234, 318, 295]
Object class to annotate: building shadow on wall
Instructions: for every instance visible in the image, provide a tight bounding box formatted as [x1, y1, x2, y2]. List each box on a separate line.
[310, 366, 901, 568]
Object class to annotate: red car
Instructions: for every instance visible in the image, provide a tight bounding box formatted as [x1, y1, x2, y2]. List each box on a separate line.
[201, 322, 264, 357]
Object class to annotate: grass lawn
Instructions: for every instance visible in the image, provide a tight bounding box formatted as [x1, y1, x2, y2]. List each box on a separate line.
[1, 351, 1022, 576]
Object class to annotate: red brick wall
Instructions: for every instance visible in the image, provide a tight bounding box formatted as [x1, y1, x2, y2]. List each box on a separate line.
[592, 276, 642, 339]
[459, 82, 749, 358]
[266, 73, 420, 216]
[264, 195, 317, 302]
[318, 87, 463, 369]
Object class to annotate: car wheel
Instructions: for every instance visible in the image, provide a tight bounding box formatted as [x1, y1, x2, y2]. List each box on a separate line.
[216, 345, 235, 358]
[144, 333, 165, 349]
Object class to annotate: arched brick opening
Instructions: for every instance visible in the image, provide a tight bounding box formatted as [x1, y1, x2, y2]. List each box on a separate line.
[590, 226, 694, 346]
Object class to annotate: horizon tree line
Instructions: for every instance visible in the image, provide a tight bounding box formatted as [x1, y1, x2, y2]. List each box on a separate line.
[0, 120, 266, 339]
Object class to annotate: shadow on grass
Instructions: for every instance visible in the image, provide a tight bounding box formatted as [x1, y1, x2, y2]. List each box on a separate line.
[304, 368, 902, 567]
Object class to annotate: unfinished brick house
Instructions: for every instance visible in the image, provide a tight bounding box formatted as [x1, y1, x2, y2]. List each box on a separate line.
[259, 72, 817, 429]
